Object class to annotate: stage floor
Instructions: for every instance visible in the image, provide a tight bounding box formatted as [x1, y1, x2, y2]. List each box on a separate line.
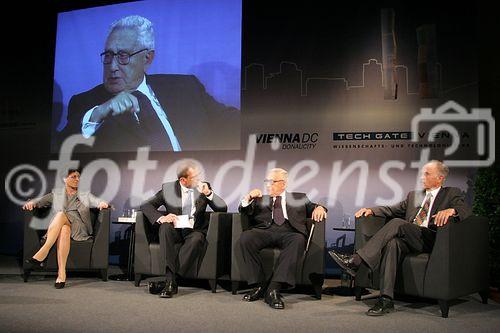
[1, 255, 499, 333]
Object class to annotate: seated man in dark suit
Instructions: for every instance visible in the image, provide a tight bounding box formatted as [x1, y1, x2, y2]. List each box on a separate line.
[63, 15, 239, 152]
[329, 160, 471, 316]
[239, 168, 327, 309]
[140, 160, 227, 298]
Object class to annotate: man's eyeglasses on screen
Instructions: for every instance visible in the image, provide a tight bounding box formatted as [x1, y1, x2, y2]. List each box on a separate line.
[100, 49, 148, 65]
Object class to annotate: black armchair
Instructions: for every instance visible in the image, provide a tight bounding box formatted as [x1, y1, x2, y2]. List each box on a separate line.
[354, 215, 489, 317]
[23, 207, 110, 282]
[133, 211, 232, 292]
[229, 213, 325, 299]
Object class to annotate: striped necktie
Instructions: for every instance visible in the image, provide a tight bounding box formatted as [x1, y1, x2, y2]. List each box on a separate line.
[414, 193, 432, 226]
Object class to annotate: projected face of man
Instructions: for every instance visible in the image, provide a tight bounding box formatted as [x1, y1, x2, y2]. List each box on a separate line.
[103, 28, 153, 94]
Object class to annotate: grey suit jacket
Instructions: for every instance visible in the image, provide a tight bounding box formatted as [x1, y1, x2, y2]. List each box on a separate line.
[30, 188, 103, 233]
[370, 187, 471, 229]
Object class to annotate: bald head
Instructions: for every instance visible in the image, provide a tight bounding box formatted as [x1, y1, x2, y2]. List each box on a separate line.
[421, 160, 448, 190]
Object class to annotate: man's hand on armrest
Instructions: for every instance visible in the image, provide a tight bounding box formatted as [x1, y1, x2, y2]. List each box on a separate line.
[355, 208, 373, 218]
[433, 208, 456, 227]
[312, 205, 327, 222]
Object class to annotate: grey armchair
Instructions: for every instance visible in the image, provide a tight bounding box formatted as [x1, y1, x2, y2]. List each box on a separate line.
[354, 215, 489, 317]
[229, 213, 325, 299]
[133, 211, 232, 292]
[23, 207, 110, 282]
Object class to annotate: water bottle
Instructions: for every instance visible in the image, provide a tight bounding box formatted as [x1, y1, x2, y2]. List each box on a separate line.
[341, 270, 352, 288]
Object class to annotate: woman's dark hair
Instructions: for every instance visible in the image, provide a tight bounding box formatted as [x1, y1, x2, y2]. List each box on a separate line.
[67, 168, 82, 176]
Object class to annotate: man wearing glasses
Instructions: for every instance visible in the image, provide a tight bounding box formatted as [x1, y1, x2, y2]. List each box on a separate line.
[64, 15, 239, 152]
[239, 168, 327, 309]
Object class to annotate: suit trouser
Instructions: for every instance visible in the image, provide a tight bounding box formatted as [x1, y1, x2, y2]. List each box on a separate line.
[356, 218, 436, 298]
[239, 222, 306, 288]
[159, 223, 206, 278]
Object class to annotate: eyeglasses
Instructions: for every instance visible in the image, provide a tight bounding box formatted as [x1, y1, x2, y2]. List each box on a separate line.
[264, 179, 284, 185]
[100, 48, 148, 65]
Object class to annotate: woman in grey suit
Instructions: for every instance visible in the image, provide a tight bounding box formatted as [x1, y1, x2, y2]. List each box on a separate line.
[22, 169, 109, 288]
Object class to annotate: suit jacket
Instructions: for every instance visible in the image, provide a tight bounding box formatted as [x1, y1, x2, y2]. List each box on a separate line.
[140, 180, 227, 234]
[63, 74, 240, 152]
[238, 192, 324, 236]
[370, 186, 471, 230]
[30, 188, 102, 234]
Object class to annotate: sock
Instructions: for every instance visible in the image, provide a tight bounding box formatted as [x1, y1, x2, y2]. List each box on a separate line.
[268, 281, 281, 292]
[165, 267, 176, 283]
[352, 253, 362, 266]
[381, 294, 393, 300]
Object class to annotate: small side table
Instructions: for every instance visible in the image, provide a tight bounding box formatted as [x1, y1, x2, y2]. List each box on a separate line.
[109, 219, 136, 281]
[332, 227, 355, 232]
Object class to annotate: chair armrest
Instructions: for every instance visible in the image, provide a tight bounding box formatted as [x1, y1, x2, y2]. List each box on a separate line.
[301, 218, 325, 282]
[354, 215, 386, 251]
[23, 210, 43, 266]
[305, 218, 325, 252]
[230, 213, 249, 281]
[424, 215, 489, 298]
[134, 211, 152, 274]
[90, 208, 110, 268]
[198, 212, 233, 279]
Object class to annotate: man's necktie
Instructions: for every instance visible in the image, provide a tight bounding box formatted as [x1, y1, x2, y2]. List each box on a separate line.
[414, 193, 432, 226]
[182, 189, 193, 218]
[273, 196, 285, 226]
[131, 90, 179, 151]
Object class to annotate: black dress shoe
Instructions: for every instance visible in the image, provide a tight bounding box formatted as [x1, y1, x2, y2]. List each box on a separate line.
[159, 281, 178, 298]
[366, 297, 395, 316]
[148, 281, 166, 295]
[25, 257, 44, 271]
[265, 289, 285, 310]
[242, 287, 265, 302]
[328, 250, 359, 277]
[54, 281, 66, 289]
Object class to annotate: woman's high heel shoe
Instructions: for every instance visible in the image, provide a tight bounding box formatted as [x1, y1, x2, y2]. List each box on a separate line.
[54, 281, 66, 289]
[25, 257, 44, 271]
